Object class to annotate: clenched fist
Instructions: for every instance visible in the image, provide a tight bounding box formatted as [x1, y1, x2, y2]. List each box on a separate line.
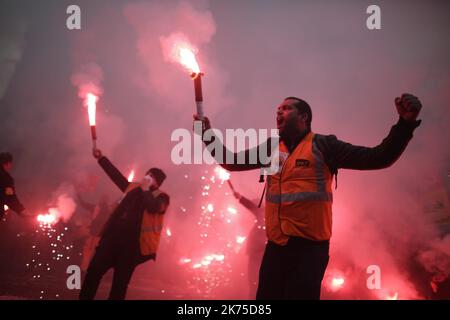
[395, 93, 422, 122]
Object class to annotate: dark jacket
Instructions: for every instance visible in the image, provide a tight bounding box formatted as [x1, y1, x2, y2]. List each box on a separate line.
[97, 156, 170, 261]
[0, 167, 25, 218]
[205, 117, 421, 176]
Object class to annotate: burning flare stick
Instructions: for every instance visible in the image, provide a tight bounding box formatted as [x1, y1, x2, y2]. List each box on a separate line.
[177, 47, 204, 118]
[127, 169, 135, 182]
[226, 180, 236, 194]
[86, 93, 97, 149]
[191, 72, 204, 118]
[214, 166, 236, 193]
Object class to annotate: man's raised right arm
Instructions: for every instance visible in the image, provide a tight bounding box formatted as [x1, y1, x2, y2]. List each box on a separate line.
[193, 116, 274, 172]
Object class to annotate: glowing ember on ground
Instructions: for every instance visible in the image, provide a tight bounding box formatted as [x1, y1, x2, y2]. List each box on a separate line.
[227, 207, 237, 215]
[166, 228, 172, 237]
[386, 292, 399, 300]
[331, 277, 345, 290]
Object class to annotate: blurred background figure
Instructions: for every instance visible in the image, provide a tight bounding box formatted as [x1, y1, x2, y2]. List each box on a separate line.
[76, 191, 112, 271]
[232, 189, 266, 299]
[0, 152, 30, 220]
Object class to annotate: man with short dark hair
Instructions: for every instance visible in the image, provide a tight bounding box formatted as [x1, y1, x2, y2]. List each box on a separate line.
[79, 148, 170, 300]
[0, 152, 30, 219]
[195, 93, 422, 299]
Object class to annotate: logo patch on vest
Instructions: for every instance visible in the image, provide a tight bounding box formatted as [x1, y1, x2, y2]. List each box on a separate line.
[295, 159, 310, 167]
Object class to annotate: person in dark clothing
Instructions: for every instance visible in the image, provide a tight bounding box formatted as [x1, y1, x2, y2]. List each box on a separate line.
[79, 148, 170, 300]
[0, 152, 30, 219]
[232, 191, 266, 299]
[76, 193, 112, 271]
[194, 93, 422, 299]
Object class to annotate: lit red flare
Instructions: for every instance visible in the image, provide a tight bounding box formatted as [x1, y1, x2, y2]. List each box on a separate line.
[215, 167, 230, 182]
[176, 46, 200, 75]
[37, 212, 58, 226]
[171, 40, 204, 117]
[324, 270, 346, 292]
[127, 169, 135, 182]
[86, 93, 97, 126]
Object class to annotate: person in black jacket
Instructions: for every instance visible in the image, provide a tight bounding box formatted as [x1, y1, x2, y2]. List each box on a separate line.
[194, 93, 422, 299]
[0, 152, 30, 219]
[79, 149, 170, 300]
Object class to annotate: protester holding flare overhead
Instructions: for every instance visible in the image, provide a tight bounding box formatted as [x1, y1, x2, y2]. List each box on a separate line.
[79, 148, 170, 300]
[195, 93, 422, 299]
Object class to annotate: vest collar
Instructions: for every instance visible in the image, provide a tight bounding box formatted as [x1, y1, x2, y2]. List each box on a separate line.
[280, 128, 311, 153]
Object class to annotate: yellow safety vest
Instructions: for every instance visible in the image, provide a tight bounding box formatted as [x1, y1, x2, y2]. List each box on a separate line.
[265, 132, 333, 245]
[125, 183, 165, 256]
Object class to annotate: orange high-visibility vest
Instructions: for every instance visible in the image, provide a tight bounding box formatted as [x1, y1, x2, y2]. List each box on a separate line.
[125, 183, 165, 256]
[265, 132, 333, 245]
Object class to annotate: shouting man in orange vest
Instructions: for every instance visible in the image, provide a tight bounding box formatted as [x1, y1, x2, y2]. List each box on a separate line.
[79, 148, 170, 300]
[194, 93, 422, 299]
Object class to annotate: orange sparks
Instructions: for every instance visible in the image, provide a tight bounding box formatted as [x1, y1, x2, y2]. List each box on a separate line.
[86, 93, 97, 126]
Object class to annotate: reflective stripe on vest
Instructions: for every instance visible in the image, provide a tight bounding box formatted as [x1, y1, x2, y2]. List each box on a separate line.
[266, 191, 332, 203]
[265, 132, 333, 244]
[124, 183, 164, 256]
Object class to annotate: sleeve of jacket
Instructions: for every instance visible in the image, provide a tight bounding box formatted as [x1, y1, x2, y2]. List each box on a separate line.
[2, 178, 25, 215]
[202, 130, 275, 172]
[316, 117, 421, 171]
[98, 156, 130, 192]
